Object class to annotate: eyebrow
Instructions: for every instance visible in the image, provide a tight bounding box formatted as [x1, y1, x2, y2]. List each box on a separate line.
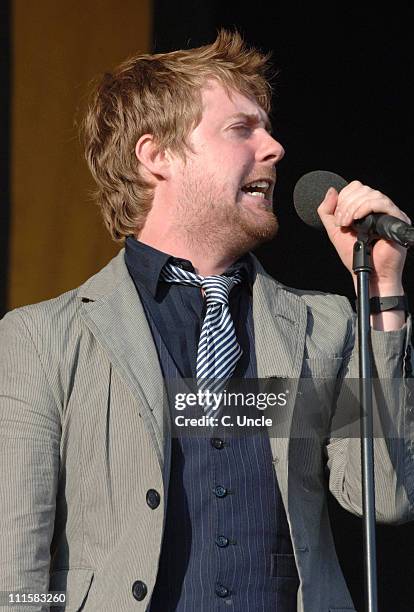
[227, 112, 272, 133]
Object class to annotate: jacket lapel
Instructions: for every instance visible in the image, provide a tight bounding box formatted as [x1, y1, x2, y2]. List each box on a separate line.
[251, 257, 308, 498]
[252, 257, 308, 379]
[78, 250, 168, 470]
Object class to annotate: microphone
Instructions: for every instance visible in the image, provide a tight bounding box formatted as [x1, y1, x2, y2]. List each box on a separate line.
[293, 170, 414, 248]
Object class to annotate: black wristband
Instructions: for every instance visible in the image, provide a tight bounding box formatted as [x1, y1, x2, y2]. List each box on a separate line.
[369, 295, 409, 314]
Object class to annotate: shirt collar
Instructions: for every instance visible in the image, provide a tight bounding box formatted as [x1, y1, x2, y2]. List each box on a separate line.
[125, 235, 254, 297]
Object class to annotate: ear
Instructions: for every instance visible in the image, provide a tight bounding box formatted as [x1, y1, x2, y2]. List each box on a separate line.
[135, 134, 171, 180]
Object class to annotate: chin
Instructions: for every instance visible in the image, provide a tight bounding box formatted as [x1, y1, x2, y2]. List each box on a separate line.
[245, 211, 278, 240]
[229, 215, 279, 254]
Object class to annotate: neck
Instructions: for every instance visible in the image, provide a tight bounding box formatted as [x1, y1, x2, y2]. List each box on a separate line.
[137, 226, 237, 276]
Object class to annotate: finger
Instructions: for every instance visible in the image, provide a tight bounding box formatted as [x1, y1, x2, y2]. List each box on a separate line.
[338, 188, 380, 210]
[346, 199, 406, 226]
[336, 188, 408, 226]
[353, 201, 410, 223]
[334, 182, 374, 223]
[336, 182, 411, 228]
[338, 180, 364, 197]
[317, 187, 339, 232]
[318, 186, 338, 214]
[336, 195, 390, 226]
[335, 180, 367, 205]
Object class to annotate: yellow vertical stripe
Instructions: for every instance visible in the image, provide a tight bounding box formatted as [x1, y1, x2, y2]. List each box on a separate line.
[10, 0, 151, 309]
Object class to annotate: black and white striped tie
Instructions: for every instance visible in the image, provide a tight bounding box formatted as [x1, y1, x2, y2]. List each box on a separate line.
[161, 262, 243, 414]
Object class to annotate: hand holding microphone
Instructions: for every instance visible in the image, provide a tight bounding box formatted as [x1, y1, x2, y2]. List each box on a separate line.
[294, 170, 413, 245]
[294, 171, 412, 294]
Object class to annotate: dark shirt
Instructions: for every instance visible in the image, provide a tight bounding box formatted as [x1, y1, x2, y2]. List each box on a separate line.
[124, 235, 256, 380]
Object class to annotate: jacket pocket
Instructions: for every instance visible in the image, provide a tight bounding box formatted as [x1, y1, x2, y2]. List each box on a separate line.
[301, 356, 343, 378]
[49, 568, 94, 611]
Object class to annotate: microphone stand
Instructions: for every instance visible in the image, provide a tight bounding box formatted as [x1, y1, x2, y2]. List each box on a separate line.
[352, 228, 378, 612]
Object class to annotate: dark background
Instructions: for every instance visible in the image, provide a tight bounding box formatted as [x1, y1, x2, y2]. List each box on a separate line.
[153, 3, 414, 611]
[153, 2, 414, 306]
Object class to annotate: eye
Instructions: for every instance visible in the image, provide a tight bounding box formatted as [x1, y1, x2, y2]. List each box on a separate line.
[232, 124, 252, 135]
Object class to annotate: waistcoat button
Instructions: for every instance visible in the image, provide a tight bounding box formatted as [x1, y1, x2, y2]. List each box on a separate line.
[214, 485, 228, 498]
[216, 535, 230, 547]
[215, 583, 230, 598]
[211, 437, 225, 449]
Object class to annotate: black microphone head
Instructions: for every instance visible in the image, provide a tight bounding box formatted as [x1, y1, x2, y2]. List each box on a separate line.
[293, 170, 348, 229]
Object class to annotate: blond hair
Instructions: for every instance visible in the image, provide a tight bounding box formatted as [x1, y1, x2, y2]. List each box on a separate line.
[82, 30, 273, 241]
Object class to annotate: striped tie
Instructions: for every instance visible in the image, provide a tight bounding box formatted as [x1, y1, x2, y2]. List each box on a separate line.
[161, 262, 243, 414]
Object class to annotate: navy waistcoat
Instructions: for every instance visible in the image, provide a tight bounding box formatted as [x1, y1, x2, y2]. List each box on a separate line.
[148, 307, 299, 611]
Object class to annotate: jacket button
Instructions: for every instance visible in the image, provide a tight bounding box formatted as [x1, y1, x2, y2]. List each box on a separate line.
[214, 485, 227, 498]
[146, 489, 160, 509]
[215, 535, 229, 548]
[215, 583, 230, 598]
[211, 437, 225, 449]
[132, 580, 147, 601]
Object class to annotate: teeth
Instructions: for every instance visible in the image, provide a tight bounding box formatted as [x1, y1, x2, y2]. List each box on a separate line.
[247, 180, 270, 189]
[248, 192, 266, 198]
[241, 179, 272, 200]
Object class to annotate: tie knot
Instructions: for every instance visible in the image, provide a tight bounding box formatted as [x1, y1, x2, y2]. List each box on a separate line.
[161, 263, 242, 304]
[200, 275, 237, 305]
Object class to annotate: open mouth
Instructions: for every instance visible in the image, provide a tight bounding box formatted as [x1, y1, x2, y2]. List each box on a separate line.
[241, 179, 273, 202]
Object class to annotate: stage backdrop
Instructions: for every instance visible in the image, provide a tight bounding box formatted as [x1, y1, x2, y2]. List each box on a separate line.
[9, 0, 151, 309]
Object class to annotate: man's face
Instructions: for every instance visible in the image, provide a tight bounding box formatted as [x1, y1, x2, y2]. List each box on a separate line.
[170, 81, 285, 255]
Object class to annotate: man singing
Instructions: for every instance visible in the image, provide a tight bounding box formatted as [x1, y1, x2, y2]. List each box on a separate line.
[0, 30, 412, 611]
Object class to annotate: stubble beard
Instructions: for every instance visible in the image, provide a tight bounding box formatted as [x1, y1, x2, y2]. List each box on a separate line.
[175, 173, 279, 258]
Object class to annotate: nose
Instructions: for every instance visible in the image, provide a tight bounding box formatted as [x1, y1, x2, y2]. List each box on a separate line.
[256, 130, 285, 165]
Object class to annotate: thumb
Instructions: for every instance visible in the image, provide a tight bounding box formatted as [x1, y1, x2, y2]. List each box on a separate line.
[317, 187, 338, 233]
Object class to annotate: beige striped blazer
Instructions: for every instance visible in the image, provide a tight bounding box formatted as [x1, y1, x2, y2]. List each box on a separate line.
[0, 249, 412, 611]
